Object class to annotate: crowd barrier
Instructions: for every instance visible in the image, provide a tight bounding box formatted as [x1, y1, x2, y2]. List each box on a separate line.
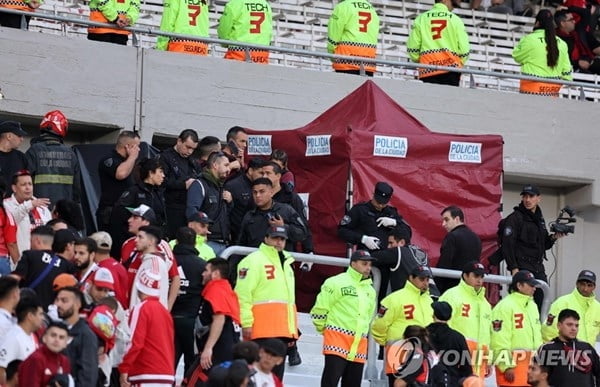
[220, 245, 549, 385]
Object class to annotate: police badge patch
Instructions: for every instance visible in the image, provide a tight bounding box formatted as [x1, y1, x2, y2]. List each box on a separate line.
[492, 320, 503, 331]
[545, 314, 555, 326]
[504, 226, 513, 236]
[377, 306, 387, 317]
[340, 215, 351, 226]
[103, 158, 114, 168]
[238, 268, 248, 279]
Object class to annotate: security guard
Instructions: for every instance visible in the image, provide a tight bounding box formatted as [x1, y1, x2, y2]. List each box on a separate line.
[407, 0, 470, 86]
[0, 0, 41, 29]
[371, 265, 434, 381]
[157, 0, 209, 55]
[217, 0, 273, 64]
[235, 225, 298, 380]
[542, 270, 600, 344]
[88, 0, 140, 45]
[439, 261, 492, 378]
[491, 270, 543, 387]
[327, 0, 380, 75]
[310, 250, 376, 387]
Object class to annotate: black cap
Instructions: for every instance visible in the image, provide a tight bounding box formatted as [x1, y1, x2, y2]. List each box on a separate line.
[432, 301, 452, 321]
[53, 229, 76, 245]
[374, 182, 393, 204]
[577, 270, 596, 284]
[512, 270, 540, 287]
[462, 261, 486, 276]
[259, 338, 287, 357]
[126, 204, 157, 224]
[187, 211, 213, 224]
[411, 265, 433, 278]
[0, 121, 27, 136]
[266, 225, 288, 239]
[350, 249, 377, 262]
[520, 184, 540, 196]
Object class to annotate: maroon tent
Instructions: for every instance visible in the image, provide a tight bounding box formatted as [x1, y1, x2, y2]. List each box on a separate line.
[246, 80, 503, 311]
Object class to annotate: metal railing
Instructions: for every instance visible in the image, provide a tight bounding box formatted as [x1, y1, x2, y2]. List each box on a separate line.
[220, 246, 548, 385]
[2, 8, 600, 101]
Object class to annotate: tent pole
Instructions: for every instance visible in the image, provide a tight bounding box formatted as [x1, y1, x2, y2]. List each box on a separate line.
[345, 163, 354, 259]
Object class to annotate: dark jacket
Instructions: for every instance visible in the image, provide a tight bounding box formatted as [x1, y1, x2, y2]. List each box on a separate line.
[171, 243, 206, 317]
[64, 318, 99, 387]
[373, 246, 420, 292]
[501, 203, 555, 272]
[538, 337, 600, 387]
[273, 185, 314, 252]
[186, 171, 231, 243]
[224, 172, 254, 243]
[436, 224, 482, 293]
[427, 322, 473, 383]
[159, 147, 199, 208]
[25, 133, 81, 206]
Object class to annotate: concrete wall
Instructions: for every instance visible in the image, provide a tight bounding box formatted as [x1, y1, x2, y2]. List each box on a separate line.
[1, 27, 599, 295]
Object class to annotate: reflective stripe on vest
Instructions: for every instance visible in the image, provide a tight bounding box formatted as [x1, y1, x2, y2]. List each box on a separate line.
[167, 40, 208, 56]
[0, 0, 30, 11]
[417, 48, 465, 78]
[519, 79, 561, 97]
[323, 325, 368, 363]
[224, 49, 269, 64]
[89, 10, 129, 35]
[33, 174, 74, 185]
[332, 42, 376, 72]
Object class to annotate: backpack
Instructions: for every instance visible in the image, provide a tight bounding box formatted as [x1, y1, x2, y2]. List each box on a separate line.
[488, 218, 507, 266]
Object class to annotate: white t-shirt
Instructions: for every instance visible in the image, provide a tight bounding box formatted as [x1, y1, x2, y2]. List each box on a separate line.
[3, 195, 52, 254]
[252, 369, 277, 387]
[0, 324, 37, 367]
[0, 308, 15, 343]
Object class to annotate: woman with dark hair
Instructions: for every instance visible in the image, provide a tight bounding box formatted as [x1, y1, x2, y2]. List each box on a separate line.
[52, 199, 85, 236]
[269, 149, 295, 192]
[513, 9, 572, 96]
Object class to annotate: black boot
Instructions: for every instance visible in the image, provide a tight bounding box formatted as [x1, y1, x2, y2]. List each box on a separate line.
[287, 343, 302, 366]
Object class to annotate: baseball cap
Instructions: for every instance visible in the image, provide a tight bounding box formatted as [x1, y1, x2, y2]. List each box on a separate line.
[89, 231, 112, 251]
[411, 266, 433, 278]
[432, 301, 452, 321]
[374, 182, 393, 204]
[0, 121, 27, 136]
[350, 249, 377, 262]
[53, 229, 76, 246]
[92, 268, 115, 290]
[187, 211, 213, 224]
[266, 225, 288, 239]
[512, 270, 540, 287]
[260, 338, 287, 357]
[52, 273, 78, 292]
[462, 261, 486, 276]
[135, 267, 161, 297]
[577, 269, 596, 284]
[126, 204, 157, 224]
[520, 184, 540, 196]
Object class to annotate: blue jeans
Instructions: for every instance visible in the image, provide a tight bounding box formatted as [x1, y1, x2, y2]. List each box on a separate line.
[0, 257, 11, 276]
[207, 241, 227, 257]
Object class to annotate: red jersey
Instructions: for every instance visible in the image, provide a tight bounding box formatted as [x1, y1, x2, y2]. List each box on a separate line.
[0, 208, 16, 257]
[18, 345, 71, 387]
[97, 257, 130, 307]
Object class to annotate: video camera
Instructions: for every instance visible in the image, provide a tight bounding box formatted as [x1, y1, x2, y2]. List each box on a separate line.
[549, 206, 576, 234]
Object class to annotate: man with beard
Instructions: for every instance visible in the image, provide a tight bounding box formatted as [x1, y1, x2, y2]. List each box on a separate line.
[72, 237, 98, 287]
[54, 286, 98, 386]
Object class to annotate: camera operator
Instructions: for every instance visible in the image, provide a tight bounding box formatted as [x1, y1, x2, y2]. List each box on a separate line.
[501, 184, 566, 311]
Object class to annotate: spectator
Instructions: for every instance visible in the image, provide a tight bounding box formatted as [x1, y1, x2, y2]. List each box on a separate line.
[169, 211, 216, 261]
[513, 10, 573, 97]
[407, 0, 470, 86]
[88, 0, 140, 45]
[527, 357, 551, 387]
[4, 169, 51, 254]
[237, 178, 307, 251]
[270, 149, 295, 192]
[46, 218, 68, 232]
[96, 130, 140, 232]
[156, 0, 209, 55]
[0, 121, 27, 194]
[198, 257, 240, 370]
[0, 182, 18, 273]
[435, 205, 482, 293]
[222, 126, 248, 178]
[13, 226, 76, 310]
[224, 157, 265, 243]
[4, 359, 20, 387]
[0, 0, 41, 29]
[26, 110, 81, 207]
[0, 276, 20, 341]
[109, 157, 167, 256]
[54, 286, 98, 386]
[17, 321, 72, 387]
[89, 231, 129, 307]
[52, 199, 84, 236]
[0, 296, 44, 384]
[252, 339, 287, 387]
[72, 237, 98, 286]
[171, 227, 206, 374]
[327, 0, 380, 76]
[186, 151, 232, 255]
[217, 0, 273, 64]
[86, 303, 118, 386]
[83, 267, 114, 307]
[372, 227, 419, 293]
[52, 229, 76, 263]
[119, 266, 175, 386]
[488, 0, 532, 15]
[159, 129, 199, 238]
[555, 9, 600, 74]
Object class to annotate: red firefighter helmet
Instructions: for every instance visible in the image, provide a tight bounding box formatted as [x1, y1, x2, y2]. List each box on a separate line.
[40, 110, 68, 137]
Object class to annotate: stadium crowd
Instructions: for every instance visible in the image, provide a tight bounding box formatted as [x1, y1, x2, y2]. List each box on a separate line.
[0, 110, 596, 387]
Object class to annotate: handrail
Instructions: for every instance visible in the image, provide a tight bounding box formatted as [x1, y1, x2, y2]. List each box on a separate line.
[2, 7, 600, 95]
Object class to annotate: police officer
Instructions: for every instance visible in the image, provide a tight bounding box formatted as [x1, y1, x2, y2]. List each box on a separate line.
[407, 0, 470, 86]
[338, 181, 411, 252]
[542, 270, 600, 344]
[327, 0, 380, 75]
[0, 121, 27, 194]
[501, 184, 565, 311]
[157, 0, 209, 55]
[310, 250, 377, 387]
[491, 270, 542, 387]
[97, 131, 140, 232]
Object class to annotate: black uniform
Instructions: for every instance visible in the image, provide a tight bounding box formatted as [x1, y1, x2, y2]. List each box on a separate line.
[372, 246, 420, 293]
[338, 201, 412, 250]
[108, 182, 167, 258]
[96, 149, 135, 232]
[0, 149, 27, 195]
[171, 243, 206, 374]
[13, 249, 76, 310]
[273, 185, 314, 253]
[501, 202, 555, 309]
[427, 322, 473, 385]
[186, 171, 231, 244]
[159, 147, 199, 238]
[224, 173, 254, 243]
[538, 337, 600, 387]
[436, 224, 482, 293]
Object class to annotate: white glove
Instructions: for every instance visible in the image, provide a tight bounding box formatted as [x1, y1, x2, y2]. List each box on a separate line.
[300, 262, 313, 272]
[377, 217, 397, 228]
[361, 235, 380, 250]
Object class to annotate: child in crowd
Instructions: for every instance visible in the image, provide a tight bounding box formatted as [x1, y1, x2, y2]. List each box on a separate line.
[252, 339, 286, 387]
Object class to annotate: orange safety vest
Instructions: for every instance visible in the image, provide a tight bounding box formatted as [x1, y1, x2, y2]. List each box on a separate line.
[466, 339, 489, 379]
[332, 43, 377, 72]
[89, 11, 129, 35]
[495, 350, 532, 386]
[418, 50, 463, 79]
[224, 47, 269, 64]
[0, 0, 31, 12]
[519, 80, 561, 97]
[250, 302, 298, 340]
[167, 40, 208, 56]
[323, 328, 368, 364]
